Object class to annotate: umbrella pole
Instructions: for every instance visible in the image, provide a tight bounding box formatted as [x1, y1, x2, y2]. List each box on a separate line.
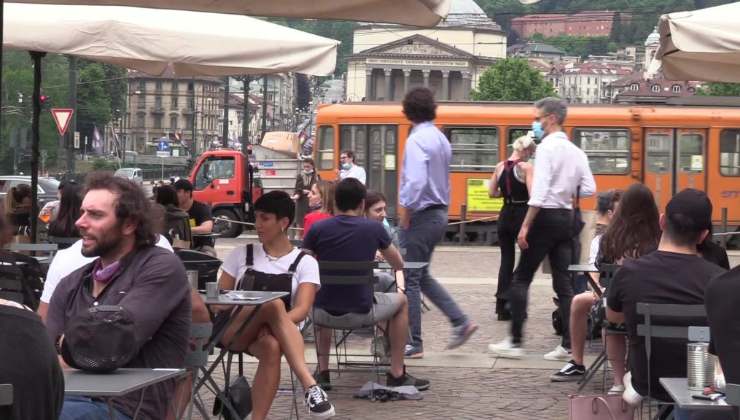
[30, 51, 45, 243]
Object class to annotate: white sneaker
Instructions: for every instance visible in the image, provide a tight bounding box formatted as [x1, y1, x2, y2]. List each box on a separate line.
[608, 384, 626, 395]
[488, 338, 524, 359]
[622, 372, 643, 406]
[543, 345, 572, 361]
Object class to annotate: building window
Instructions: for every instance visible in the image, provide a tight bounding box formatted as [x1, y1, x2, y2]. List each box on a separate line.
[672, 85, 682, 93]
[630, 83, 639, 91]
[136, 113, 145, 128]
[444, 127, 499, 172]
[171, 96, 178, 109]
[170, 115, 178, 130]
[317, 126, 334, 170]
[720, 129, 740, 176]
[572, 128, 631, 174]
[153, 115, 162, 129]
[155, 96, 162, 110]
[138, 80, 145, 93]
[185, 117, 193, 130]
[651, 84, 660, 92]
[171, 81, 179, 93]
[155, 81, 163, 91]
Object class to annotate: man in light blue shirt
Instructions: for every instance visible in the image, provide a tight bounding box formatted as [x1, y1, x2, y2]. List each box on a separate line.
[399, 87, 478, 358]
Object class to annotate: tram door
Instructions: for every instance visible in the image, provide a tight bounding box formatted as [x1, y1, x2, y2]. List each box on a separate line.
[339, 124, 399, 218]
[644, 128, 707, 210]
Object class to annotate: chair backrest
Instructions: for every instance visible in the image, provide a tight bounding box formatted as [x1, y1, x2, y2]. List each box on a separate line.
[598, 263, 620, 289]
[185, 322, 213, 368]
[5, 242, 57, 254]
[175, 249, 222, 290]
[0, 384, 12, 406]
[47, 236, 79, 246]
[318, 261, 376, 286]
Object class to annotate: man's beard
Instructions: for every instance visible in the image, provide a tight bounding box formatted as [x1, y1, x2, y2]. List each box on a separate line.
[81, 224, 125, 258]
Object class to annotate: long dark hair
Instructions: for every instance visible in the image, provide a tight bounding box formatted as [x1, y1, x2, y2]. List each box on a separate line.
[49, 182, 82, 238]
[599, 183, 660, 263]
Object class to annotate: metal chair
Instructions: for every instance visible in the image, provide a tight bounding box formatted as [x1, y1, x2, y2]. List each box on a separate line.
[183, 322, 213, 420]
[175, 249, 222, 290]
[311, 261, 388, 383]
[636, 302, 708, 420]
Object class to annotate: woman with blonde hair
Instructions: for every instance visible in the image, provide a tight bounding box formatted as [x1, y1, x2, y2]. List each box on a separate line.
[489, 134, 536, 320]
[301, 180, 335, 238]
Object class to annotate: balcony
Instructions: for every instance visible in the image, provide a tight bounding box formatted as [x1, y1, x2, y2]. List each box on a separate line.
[181, 108, 195, 115]
[150, 106, 165, 114]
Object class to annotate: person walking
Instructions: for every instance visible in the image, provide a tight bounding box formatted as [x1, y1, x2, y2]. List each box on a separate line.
[489, 135, 536, 321]
[490, 97, 596, 360]
[399, 87, 478, 359]
[292, 158, 320, 229]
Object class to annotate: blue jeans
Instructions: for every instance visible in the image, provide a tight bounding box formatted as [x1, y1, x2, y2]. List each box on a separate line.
[60, 396, 132, 420]
[400, 206, 468, 348]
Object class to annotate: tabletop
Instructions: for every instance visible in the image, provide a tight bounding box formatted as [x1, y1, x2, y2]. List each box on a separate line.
[376, 261, 428, 270]
[659, 378, 734, 410]
[64, 368, 185, 397]
[568, 264, 598, 273]
[203, 290, 289, 306]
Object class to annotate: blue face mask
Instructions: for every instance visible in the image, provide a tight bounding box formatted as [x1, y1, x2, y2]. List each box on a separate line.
[532, 121, 544, 140]
[341, 163, 352, 170]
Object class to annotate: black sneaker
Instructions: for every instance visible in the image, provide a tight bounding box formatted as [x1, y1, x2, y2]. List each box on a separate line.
[550, 360, 585, 382]
[305, 384, 335, 418]
[386, 367, 431, 391]
[314, 370, 332, 391]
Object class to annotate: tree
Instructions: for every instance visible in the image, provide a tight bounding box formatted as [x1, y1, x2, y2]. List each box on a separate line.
[697, 82, 740, 96]
[472, 58, 556, 101]
[76, 62, 112, 143]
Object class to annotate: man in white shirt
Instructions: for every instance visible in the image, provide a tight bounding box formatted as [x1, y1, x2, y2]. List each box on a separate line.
[490, 97, 596, 360]
[338, 150, 367, 185]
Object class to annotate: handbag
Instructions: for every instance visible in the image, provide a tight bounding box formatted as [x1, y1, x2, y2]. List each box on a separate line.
[213, 363, 252, 419]
[568, 394, 635, 420]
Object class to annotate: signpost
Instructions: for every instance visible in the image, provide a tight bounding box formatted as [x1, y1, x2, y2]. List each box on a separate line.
[51, 108, 74, 136]
[156, 150, 169, 180]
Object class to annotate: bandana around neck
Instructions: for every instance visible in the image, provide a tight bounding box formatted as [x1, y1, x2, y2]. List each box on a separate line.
[92, 259, 122, 284]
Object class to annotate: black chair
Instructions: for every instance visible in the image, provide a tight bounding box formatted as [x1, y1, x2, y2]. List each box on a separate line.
[175, 249, 222, 290]
[636, 302, 708, 419]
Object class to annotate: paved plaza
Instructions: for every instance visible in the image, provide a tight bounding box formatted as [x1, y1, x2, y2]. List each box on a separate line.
[194, 239, 740, 419]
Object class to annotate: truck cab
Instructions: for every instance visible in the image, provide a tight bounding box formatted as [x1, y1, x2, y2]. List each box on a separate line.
[188, 148, 260, 237]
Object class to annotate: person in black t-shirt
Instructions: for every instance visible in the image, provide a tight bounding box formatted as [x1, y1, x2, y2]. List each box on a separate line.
[174, 179, 216, 256]
[697, 230, 730, 270]
[706, 266, 740, 385]
[607, 189, 726, 405]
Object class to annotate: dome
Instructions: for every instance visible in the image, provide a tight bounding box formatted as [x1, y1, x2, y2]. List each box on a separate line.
[645, 27, 660, 47]
[441, 0, 502, 30]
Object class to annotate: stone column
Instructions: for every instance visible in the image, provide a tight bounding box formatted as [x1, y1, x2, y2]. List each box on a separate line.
[403, 69, 411, 96]
[384, 68, 393, 101]
[365, 68, 373, 101]
[422, 70, 430, 88]
[441, 71, 450, 100]
[462, 71, 472, 100]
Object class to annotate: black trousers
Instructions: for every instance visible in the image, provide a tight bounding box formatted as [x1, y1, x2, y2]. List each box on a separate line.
[509, 208, 575, 348]
[495, 204, 528, 314]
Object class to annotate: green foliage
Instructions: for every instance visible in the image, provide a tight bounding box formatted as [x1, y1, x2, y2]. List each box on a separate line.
[697, 82, 740, 96]
[91, 158, 117, 171]
[76, 61, 112, 140]
[471, 58, 556, 101]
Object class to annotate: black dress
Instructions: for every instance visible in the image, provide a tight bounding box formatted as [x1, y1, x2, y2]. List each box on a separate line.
[495, 160, 529, 318]
[293, 172, 319, 228]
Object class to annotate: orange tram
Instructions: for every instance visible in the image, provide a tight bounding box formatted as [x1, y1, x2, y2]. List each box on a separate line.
[314, 102, 740, 244]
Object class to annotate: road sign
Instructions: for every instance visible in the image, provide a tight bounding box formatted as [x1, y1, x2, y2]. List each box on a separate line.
[156, 151, 170, 158]
[158, 140, 169, 151]
[51, 108, 74, 136]
[74, 131, 80, 149]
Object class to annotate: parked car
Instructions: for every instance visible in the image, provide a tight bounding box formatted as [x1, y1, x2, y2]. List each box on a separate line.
[114, 167, 144, 186]
[0, 176, 60, 210]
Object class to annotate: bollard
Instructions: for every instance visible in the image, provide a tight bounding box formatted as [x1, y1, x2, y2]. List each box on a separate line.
[459, 204, 467, 245]
[721, 208, 728, 248]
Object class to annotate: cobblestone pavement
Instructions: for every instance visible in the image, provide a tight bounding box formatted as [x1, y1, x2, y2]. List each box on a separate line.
[195, 239, 740, 419]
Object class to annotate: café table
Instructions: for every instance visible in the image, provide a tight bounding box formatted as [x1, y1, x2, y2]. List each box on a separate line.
[375, 261, 429, 270]
[660, 378, 735, 411]
[568, 263, 601, 296]
[64, 368, 186, 419]
[195, 290, 289, 420]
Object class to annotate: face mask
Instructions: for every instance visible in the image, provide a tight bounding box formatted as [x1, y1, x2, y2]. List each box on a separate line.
[303, 169, 314, 175]
[341, 163, 352, 170]
[531, 121, 544, 140]
[382, 218, 390, 229]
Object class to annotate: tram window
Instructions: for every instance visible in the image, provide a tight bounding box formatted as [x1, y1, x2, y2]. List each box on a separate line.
[507, 128, 531, 155]
[720, 129, 740, 176]
[678, 133, 704, 172]
[317, 126, 334, 170]
[445, 127, 499, 172]
[573, 128, 631, 174]
[646, 132, 672, 173]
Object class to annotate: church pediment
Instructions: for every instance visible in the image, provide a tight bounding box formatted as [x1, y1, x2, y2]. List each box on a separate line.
[356, 34, 474, 59]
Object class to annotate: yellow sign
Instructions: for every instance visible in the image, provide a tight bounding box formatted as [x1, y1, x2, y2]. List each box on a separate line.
[466, 179, 503, 212]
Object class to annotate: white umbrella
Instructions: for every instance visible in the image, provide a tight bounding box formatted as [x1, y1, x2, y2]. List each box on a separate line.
[654, 2, 740, 82]
[12, 0, 451, 27]
[3, 2, 339, 239]
[4, 3, 339, 77]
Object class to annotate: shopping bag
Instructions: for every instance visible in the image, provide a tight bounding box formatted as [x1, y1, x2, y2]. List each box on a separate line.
[568, 394, 634, 420]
